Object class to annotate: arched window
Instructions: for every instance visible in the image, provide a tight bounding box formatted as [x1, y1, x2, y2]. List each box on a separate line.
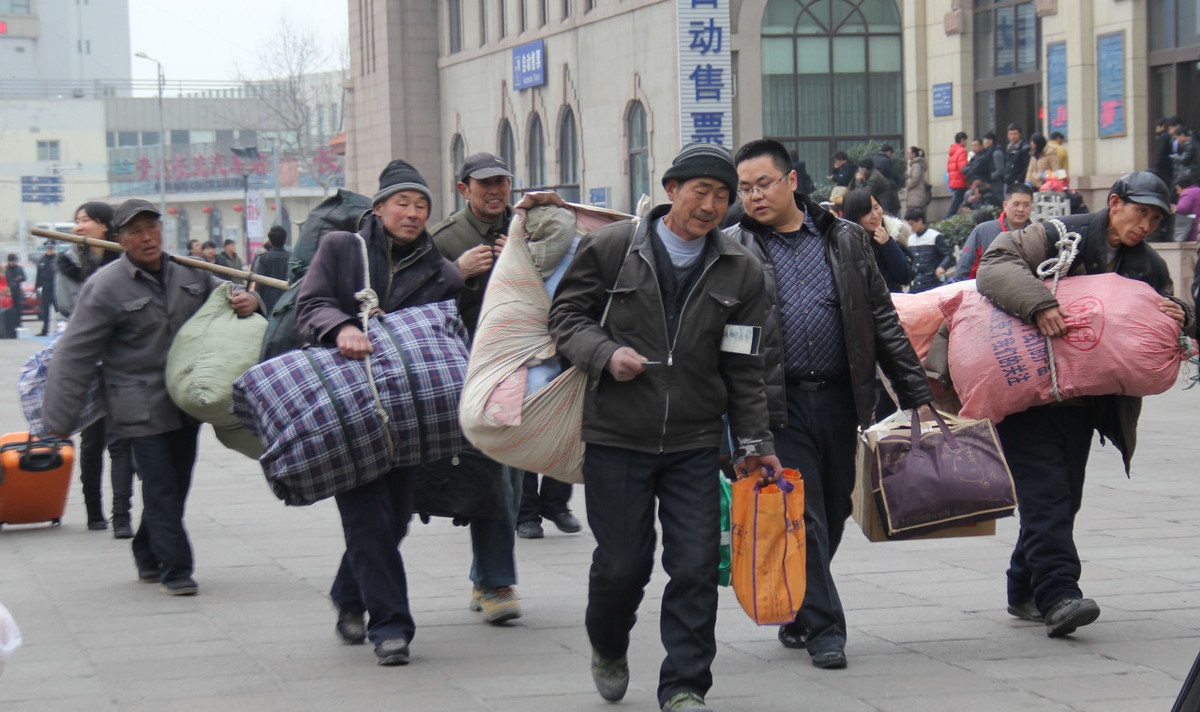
[627, 101, 649, 213]
[450, 134, 466, 211]
[528, 114, 546, 189]
[558, 108, 580, 202]
[498, 119, 516, 178]
[761, 0, 901, 179]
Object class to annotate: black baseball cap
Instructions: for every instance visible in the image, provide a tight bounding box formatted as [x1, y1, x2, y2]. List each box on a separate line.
[113, 199, 161, 229]
[459, 152, 513, 184]
[1110, 171, 1171, 214]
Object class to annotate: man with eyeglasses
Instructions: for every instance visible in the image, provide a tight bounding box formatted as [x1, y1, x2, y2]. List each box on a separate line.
[550, 142, 780, 712]
[724, 138, 932, 670]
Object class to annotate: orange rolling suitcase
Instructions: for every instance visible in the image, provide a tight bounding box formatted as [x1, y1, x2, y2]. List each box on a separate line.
[0, 433, 74, 529]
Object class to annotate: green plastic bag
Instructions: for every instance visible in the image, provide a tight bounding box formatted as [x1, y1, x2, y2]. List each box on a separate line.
[165, 283, 267, 454]
[719, 472, 733, 587]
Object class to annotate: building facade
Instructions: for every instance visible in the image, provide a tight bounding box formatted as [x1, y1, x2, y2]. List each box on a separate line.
[345, 0, 1200, 223]
[0, 0, 132, 88]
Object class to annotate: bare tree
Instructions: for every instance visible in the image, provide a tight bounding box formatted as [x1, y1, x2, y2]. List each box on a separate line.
[236, 16, 348, 196]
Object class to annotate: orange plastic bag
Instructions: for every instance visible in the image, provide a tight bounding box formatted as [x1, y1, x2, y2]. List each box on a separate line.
[729, 468, 806, 625]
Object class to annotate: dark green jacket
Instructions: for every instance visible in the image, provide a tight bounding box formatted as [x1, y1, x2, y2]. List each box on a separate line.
[549, 204, 773, 457]
[430, 205, 514, 338]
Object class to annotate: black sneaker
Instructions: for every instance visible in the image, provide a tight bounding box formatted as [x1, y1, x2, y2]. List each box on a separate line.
[591, 648, 629, 702]
[1045, 597, 1100, 637]
[161, 577, 198, 596]
[516, 521, 544, 539]
[544, 510, 582, 534]
[778, 622, 808, 649]
[111, 514, 134, 540]
[811, 649, 848, 669]
[1007, 598, 1043, 622]
[336, 609, 367, 644]
[374, 638, 409, 666]
[137, 567, 160, 584]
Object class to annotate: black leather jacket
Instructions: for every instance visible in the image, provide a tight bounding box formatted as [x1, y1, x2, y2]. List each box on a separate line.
[724, 194, 932, 430]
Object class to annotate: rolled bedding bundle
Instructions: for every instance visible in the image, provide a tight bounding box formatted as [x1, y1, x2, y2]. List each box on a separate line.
[232, 300, 470, 505]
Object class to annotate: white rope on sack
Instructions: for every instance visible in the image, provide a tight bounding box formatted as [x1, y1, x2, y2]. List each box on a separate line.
[1033, 218, 1083, 401]
[352, 232, 396, 460]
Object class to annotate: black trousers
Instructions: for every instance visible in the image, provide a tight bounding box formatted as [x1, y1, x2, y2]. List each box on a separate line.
[79, 417, 136, 522]
[129, 424, 200, 584]
[996, 403, 1093, 613]
[330, 466, 417, 646]
[772, 381, 859, 656]
[517, 471, 572, 524]
[583, 443, 719, 706]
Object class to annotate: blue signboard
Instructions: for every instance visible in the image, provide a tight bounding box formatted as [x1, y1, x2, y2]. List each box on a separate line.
[1097, 33, 1125, 138]
[21, 175, 62, 204]
[588, 187, 609, 209]
[1046, 43, 1068, 137]
[513, 40, 546, 91]
[932, 83, 953, 117]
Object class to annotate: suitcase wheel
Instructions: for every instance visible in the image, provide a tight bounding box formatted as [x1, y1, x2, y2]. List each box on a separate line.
[51, 518, 61, 526]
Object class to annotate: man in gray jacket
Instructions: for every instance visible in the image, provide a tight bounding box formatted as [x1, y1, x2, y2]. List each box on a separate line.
[44, 199, 261, 596]
[550, 143, 781, 712]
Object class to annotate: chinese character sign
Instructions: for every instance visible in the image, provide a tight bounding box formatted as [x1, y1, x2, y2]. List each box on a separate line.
[1097, 33, 1124, 138]
[677, 0, 731, 147]
[1046, 43, 1068, 137]
[514, 40, 546, 91]
[245, 191, 265, 240]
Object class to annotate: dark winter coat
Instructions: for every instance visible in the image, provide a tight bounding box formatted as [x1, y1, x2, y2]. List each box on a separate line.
[723, 194, 931, 430]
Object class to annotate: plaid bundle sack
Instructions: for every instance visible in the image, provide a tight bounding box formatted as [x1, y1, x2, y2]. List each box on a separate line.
[18, 335, 105, 438]
[232, 300, 470, 506]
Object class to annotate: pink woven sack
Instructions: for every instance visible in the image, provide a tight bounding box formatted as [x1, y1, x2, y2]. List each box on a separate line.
[942, 273, 1186, 423]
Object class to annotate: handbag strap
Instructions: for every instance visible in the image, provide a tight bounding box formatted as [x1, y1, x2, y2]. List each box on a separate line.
[378, 320, 427, 459]
[908, 405, 960, 453]
[351, 232, 395, 461]
[302, 349, 365, 480]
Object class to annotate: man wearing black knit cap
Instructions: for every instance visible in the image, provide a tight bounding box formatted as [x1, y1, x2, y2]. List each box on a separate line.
[297, 158, 462, 666]
[550, 143, 781, 712]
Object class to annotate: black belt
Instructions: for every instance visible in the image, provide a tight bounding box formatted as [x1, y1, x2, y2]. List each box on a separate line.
[788, 375, 849, 391]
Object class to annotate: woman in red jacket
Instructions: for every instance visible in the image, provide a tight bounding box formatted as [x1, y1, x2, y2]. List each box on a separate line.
[945, 131, 969, 218]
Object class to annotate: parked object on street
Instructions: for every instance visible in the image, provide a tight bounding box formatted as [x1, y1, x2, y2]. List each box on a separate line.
[0, 433, 75, 529]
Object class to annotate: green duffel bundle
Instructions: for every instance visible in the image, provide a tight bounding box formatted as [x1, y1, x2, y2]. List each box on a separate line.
[166, 283, 267, 458]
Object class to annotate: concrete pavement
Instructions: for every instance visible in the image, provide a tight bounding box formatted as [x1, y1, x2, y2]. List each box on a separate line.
[0, 333, 1198, 711]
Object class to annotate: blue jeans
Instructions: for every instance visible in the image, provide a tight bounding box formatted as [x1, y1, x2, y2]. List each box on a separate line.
[469, 466, 521, 589]
[583, 443, 720, 706]
[771, 381, 859, 656]
[128, 424, 200, 584]
[330, 466, 417, 646]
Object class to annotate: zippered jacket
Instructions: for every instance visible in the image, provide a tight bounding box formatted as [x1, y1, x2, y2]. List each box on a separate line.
[724, 194, 931, 430]
[549, 204, 773, 457]
[296, 214, 463, 345]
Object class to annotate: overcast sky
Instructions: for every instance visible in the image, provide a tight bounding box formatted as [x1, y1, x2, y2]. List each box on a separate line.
[127, 0, 349, 82]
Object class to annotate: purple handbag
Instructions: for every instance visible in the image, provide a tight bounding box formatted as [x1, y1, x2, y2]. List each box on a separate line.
[863, 406, 1016, 539]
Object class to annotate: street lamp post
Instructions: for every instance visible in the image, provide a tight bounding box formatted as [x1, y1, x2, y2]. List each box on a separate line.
[133, 52, 167, 225]
[231, 146, 259, 263]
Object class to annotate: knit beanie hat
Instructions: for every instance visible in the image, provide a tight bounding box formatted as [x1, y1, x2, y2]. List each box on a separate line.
[661, 143, 738, 196]
[373, 159, 433, 206]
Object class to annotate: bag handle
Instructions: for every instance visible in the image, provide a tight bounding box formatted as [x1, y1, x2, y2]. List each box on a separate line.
[908, 404, 959, 455]
[351, 232, 395, 462]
